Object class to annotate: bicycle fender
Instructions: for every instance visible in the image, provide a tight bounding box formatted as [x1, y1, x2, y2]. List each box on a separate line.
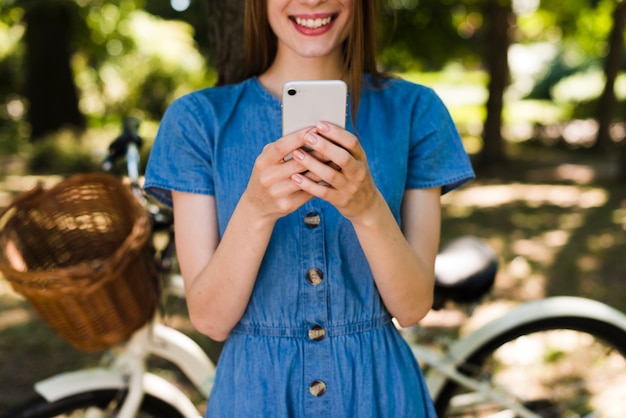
[149, 323, 215, 397]
[425, 296, 626, 398]
[34, 368, 201, 418]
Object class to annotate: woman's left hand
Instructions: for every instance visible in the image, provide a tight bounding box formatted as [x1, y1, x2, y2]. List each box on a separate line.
[290, 121, 382, 224]
[292, 122, 440, 327]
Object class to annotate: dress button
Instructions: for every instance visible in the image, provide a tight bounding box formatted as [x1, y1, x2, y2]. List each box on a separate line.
[304, 212, 321, 229]
[308, 325, 326, 341]
[309, 380, 327, 397]
[306, 268, 323, 286]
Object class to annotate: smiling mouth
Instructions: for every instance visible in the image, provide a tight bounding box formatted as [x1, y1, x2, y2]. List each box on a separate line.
[292, 15, 336, 30]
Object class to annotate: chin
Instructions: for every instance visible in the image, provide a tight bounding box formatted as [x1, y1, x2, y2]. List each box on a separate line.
[297, 45, 340, 60]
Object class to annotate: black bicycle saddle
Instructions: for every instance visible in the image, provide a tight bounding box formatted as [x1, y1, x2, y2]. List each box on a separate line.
[432, 236, 499, 309]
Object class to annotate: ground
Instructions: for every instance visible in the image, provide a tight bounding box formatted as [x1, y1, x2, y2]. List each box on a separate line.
[0, 142, 625, 412]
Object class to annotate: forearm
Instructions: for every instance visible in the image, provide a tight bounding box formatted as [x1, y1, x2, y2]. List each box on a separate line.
[351, 190, 440, 327]
[175, 133, 317, 341]
[180, 196, 276, 341]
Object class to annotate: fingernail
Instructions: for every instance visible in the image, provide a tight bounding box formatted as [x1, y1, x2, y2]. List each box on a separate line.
[305, 133, 318, 145]
[316, 122, 330, 132]
[293, 149, 305, 160]
[292, 174, 303, 184]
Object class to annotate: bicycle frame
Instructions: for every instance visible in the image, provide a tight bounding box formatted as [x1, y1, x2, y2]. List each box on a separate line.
[33, 323, 214, 418]
[27, 295, 626, 418]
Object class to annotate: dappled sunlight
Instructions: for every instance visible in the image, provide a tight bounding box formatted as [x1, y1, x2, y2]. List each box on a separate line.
[420, 308, 469, 329]
[2, 175, 62, 192]
[560, 119, 598, 147]
[440, 179, 625, 311]
[504, 230, 570, 295]
[443, 183, 608, 209]
[513, 237, 558, 262]
[613, 207, 626, 230]
[547, 164, 598, 184]
[527, 163, 617, 184]
[494, 331, 626, 417]
[0, 299, 31, 330]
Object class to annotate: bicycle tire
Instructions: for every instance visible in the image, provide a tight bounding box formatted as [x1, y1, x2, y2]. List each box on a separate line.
[433, 316, 626, 417]
[0, 390, 188, 418]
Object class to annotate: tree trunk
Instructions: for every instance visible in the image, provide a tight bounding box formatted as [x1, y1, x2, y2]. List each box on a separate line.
[479, 0, 512, 167]
[23, 1, 84, 140]
[594, 1, 626, 154]
[205, 0, 246, 86]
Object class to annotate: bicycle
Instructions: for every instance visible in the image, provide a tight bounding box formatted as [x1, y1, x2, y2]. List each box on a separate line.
[2, 119, 626, 417]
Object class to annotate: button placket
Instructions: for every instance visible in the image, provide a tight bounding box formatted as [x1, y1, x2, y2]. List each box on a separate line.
[300, 205, 331, 411]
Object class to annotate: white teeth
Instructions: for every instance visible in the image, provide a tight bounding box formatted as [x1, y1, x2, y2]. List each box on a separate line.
[295, 16, 332, 29]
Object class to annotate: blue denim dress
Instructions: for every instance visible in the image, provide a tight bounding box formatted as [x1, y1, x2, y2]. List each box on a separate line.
[144, 76, 474, 417]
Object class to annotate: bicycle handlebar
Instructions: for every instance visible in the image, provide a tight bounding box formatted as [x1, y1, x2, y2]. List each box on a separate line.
[102, 117, 143, 185]
[103, 117, 145, 202]
[103, 117, 173, 230]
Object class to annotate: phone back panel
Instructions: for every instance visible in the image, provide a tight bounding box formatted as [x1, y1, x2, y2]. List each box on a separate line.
[282, 80, 347, 136]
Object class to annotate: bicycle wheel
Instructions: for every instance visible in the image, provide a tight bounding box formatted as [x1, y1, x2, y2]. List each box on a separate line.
[0, 390, 187, 418]
[433, 316, 626, 417]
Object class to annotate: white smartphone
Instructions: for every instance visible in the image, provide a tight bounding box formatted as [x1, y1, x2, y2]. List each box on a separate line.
[282, 80, 347, 136]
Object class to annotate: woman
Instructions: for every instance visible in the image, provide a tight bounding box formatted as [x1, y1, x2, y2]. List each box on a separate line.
[144, 0, 474, 416]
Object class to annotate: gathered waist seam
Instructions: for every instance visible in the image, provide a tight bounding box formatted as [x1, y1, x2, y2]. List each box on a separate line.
[231, 315, 393, 338]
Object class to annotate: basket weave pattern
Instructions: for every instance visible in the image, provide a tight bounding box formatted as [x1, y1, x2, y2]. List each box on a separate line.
[0, 173, 159, 352]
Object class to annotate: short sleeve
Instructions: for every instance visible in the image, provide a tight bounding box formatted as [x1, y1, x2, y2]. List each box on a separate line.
[406, 87, 475, 194]
[143, 93, 215, 208]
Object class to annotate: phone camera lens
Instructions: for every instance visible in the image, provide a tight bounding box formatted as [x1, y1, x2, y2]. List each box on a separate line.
[288, 89, 297, 96]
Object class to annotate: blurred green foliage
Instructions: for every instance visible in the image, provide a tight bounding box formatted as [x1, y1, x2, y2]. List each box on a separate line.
[0, 0, 625, 171]
[0, 0, 215, 171]
[26, 130, 98, 174]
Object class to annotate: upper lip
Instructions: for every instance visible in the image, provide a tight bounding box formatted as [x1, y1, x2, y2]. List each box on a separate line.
[290, 12, 337, 20]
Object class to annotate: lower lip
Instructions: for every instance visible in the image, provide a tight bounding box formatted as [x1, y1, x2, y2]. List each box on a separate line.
[291, 18, 335, 36]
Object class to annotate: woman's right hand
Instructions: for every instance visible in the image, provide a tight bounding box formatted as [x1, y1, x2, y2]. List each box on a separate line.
[242, 128, 317, 221]
[175, 128, 322, 340]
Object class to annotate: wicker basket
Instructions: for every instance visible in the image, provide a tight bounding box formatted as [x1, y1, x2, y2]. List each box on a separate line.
[0, 173, 159, 352]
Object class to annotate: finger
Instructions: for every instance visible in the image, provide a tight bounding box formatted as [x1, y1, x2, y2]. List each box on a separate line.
[261, 128, 314, 163]
[250, 170, 314, 216]
[302, 130, 354, 174]
[315, 122, 363, 159]
[302, 170, 323, 183]
[292, 172, 338, 200]
[291, 148, 345, 189]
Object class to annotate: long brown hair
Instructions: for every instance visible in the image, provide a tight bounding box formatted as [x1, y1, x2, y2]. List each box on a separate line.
[243, 0, 384, 119]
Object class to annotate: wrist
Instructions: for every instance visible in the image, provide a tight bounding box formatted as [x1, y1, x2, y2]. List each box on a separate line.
[349, 191, 389, 230]
[237, 192, 279, 231]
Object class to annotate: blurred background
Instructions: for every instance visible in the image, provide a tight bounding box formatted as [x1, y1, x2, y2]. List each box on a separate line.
[1, 0, 625, 411]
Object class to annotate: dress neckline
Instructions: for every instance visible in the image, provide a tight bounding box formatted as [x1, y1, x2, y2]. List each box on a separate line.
[250, 76, 282, 106]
